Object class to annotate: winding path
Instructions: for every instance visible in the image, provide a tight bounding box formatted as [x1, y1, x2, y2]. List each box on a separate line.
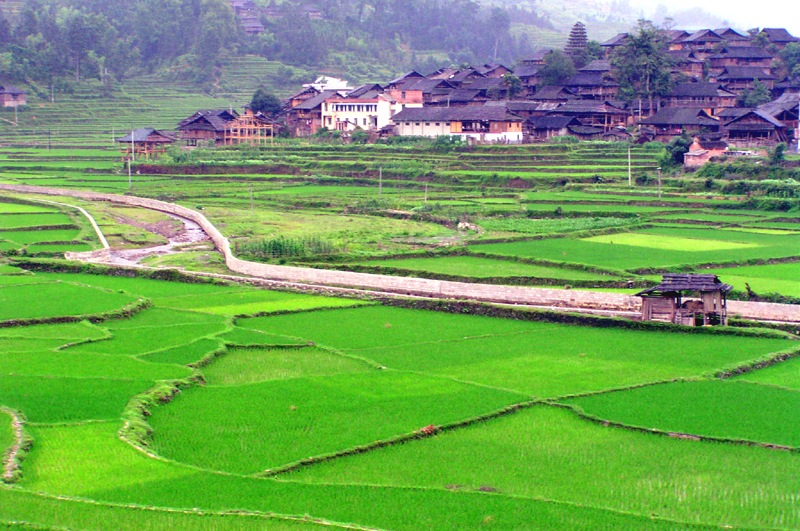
[2, 184, 798, 324]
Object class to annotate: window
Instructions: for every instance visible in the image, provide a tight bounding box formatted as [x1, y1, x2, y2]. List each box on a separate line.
[415, 122, 420, 126]
[435, 123, 440, 126]
[425, 122, 430, 126]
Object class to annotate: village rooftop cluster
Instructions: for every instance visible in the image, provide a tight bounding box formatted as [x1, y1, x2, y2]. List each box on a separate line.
[121, 24, 800, 163]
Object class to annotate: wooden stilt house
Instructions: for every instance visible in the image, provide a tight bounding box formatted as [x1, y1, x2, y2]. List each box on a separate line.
[636, 274, 732, 326]
[116, 128, 175, 159]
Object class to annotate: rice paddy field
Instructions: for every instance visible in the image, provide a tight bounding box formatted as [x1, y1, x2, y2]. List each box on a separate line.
[0, 130, 799, 528]
[0, 265, 798, 529]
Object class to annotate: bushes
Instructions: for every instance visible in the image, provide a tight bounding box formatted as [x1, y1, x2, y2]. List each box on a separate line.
[237, 235, 341, 260]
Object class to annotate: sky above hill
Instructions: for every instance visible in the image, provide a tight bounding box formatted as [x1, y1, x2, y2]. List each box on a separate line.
[646, 0, 800, 35]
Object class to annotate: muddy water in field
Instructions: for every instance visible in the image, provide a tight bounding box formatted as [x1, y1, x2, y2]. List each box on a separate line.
[106, 213, 210, 266]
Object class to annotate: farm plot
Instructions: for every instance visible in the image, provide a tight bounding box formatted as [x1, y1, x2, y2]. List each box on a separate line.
[732, 356, 800, 390]
[286, 405, 800, 529]
[236, 306, 791, 397]
[563, 379, 800, 447]
[62, 308, 228, 357]
[0, 212, 75, 229]
[20, 423, 684, 531]
[351, 255, 619, 281]
[155, 289, 370, 315]
[709, 261, 800, 297]
[148, 370, 526, 474]
[202, 346, 373, 385]
[472, 226, 800, 271]
[0, 282, 138, 322]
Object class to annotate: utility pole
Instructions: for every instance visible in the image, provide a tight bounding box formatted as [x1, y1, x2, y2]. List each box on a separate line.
[628, 144, 632, 186]
[657, 167, 662, 200]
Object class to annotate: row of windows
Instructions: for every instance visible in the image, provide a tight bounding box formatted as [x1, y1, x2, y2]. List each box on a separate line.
[332, 104, 377, 113]
[411, 122, 450, 126]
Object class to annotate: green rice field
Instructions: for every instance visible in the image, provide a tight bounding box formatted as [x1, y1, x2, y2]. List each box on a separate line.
[0, 136, 799, 528]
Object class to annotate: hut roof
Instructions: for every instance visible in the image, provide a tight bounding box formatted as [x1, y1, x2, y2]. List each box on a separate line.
[178, 109, 239, 130]
[639, 107, 719, 127]
[116, 128, 174, 143]
[637, 274, 733, 296]
[0, 85, 25, 95]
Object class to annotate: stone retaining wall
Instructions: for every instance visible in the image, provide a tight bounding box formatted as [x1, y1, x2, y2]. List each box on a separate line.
[2, 183, 798, 323]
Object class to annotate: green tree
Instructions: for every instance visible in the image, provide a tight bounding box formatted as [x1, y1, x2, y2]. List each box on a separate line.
[501, 72, 523, 98]
[250, 88, 282, 116]
[540, 50, 575, 85]
[737, 79, 772, 107]
[611, 19, 673, 116]
[778, 42, 800, 78]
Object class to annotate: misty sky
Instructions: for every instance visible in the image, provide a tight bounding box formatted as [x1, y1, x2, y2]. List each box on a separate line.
[646, 0, 800, 35]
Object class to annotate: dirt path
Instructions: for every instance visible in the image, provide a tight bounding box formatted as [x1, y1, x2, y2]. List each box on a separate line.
[2, 184, 798, 324]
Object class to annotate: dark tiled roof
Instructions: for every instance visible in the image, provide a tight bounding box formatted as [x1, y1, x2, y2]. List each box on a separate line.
[347, 84, 383, 98]
[566, 72, 616, 87]
[405, 78, 455, 93]
[116, 128, 174, 143]
[292, 90, 342, 110]
[0, 85, 25, 95]
[568, 125, 604, 135]
[717, 66, 776, 80]
[579, 60, 611, 72]
[639, 107, 719, 126]
[670, 82, 727, 97]
[178, 109, 238, 130]
[758, 92, 799, 116]
[716, 107, 752, 119]
[388, 71, 425, 85]
[532, 85, 575, 100]
[601, 33, 628, 46]
[725, 110, 786, 128]
[710, 46, 774, 60]
[392, 105, 523, 122]
[682, 29, 723, 43]
[528, 115, 580, 129]
[637, 274, 733, 296]
[554, 100, 625, 114]
[444, 89, 481, 102]
[514, 65, 541, 78]
[714, 28, 748, 40]
[761, 28, 800, 43]
[459, 77, 503, 90]
[663, 29, 690, 42]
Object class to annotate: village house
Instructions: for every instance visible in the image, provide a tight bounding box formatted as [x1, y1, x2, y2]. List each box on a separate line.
[390, 105, 524, 143]
[116, 128, 174, 159]
[548, 100, 628, 131]
[723, 109, 787, 145]
[221, 108, 276, 145]
[638, 107, 720, 141]
[708, 46, 774, 75]
[177, 109, 239, 146]
[0, 85, 26, 107]
[663, 82, 737, 115]
[320, 95, 396, 132]
[637, 274, 732, 326]
[712, 66, 776, 93]
[666, 50, 706, 79]
[526, 116, 581, 140]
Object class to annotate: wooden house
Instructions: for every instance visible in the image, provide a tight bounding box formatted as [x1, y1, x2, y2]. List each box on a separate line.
[714, 28, 749, 44]
[600, 33, 628, 57]
[284, 89, 342, 136]
[222, 108, 275, 146]
[680, 29, 724, 59]
[526, 116, 581, 140]
[709, 46, 774, 73]
[637, 274, 732, 326]
[391, 105, 524, 143]
[638, 107, 720, 141]
[663, 83, 737, 115]
[564, 71, 619, 99]
[760, 28, 800, 49]
[758, 92, 799, 132]
[0, 85, 26, 107]
[666, 50, 705, 79]
[723, 110, 787, 145]
[116, 128, 174, 159]
[713, 66, 776, 92]
[549, 100, 628, 131]
[177, 109, 239, 146]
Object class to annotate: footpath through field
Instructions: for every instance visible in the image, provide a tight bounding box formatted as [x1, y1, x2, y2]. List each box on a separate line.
[2, 183, 798, 324]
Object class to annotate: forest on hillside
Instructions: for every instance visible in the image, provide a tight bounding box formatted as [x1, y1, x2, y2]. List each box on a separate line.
[0, 0, 555, 94]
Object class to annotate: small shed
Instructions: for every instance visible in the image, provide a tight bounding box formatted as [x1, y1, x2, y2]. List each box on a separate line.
[637, 274, 732, 326]
[116, 128, 174, 159]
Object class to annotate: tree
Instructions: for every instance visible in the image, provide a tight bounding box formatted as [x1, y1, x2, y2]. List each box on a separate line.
[611, 20, 673, 116]
[501, 73, 522, 98]
[540, 50, 575, 85]
[250, 88, 282, 117]
[778, 42, 800, 79]
[737, 79, 771, 107]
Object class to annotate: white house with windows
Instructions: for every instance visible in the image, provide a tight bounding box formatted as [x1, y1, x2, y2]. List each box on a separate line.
[321, 95, 402, 131]
[390, 105, 524, 142]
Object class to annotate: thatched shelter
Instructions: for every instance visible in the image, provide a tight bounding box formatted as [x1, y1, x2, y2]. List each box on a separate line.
[637, 274, 732, 326]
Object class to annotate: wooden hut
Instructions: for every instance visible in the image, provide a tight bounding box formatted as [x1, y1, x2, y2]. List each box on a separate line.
[637, 274, 732, 326]
[178, 109, 239, 145]
[116, 128, 174, 159]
